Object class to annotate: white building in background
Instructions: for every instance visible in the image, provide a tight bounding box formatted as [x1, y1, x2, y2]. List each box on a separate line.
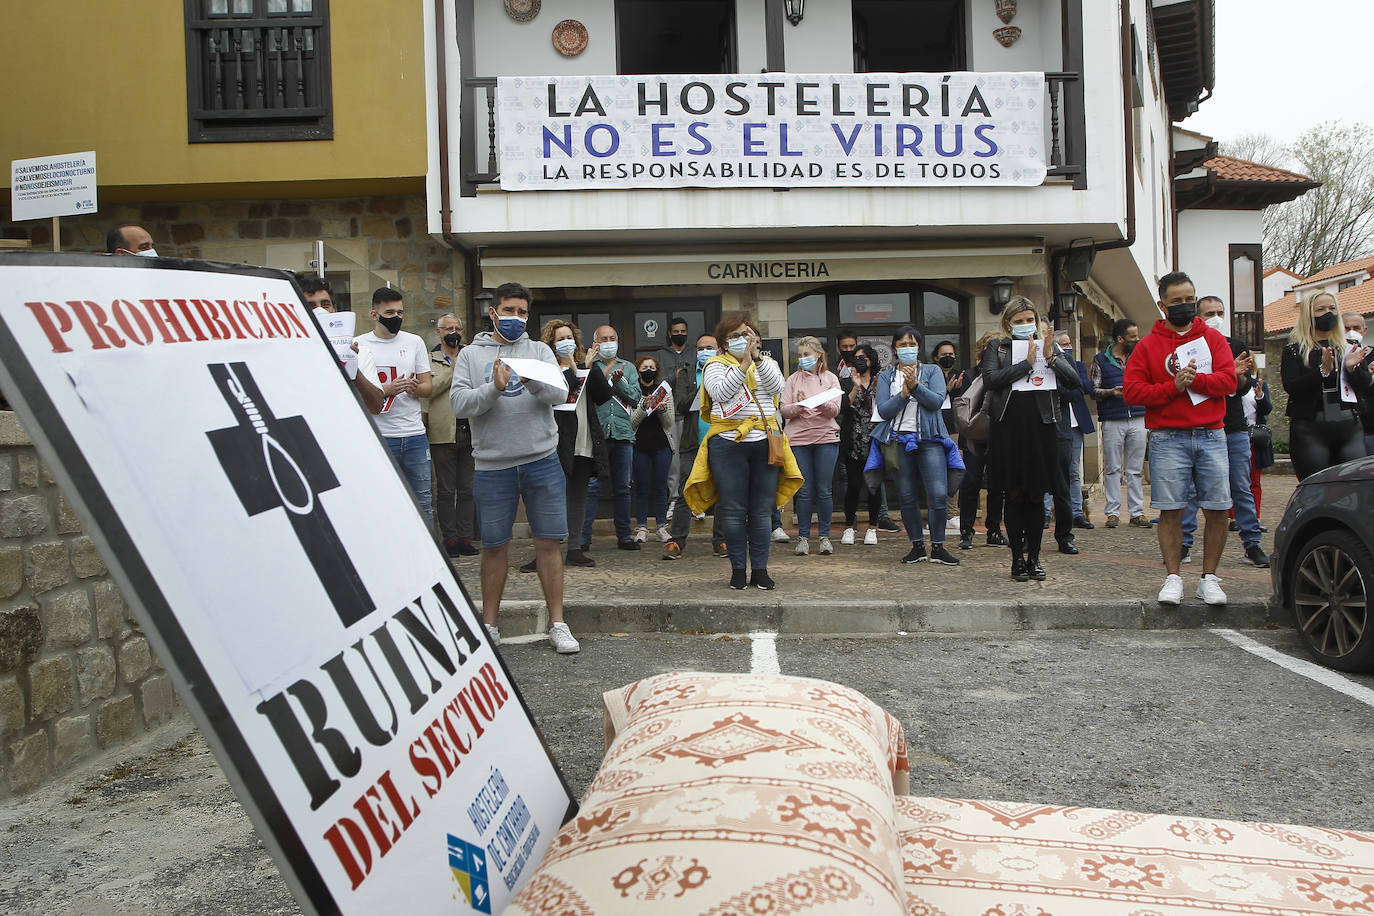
[424, 0, 1228, 368]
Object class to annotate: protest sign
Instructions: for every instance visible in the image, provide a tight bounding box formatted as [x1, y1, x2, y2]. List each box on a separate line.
[10, 151, 98, 221]
[0, 253, 574, 915]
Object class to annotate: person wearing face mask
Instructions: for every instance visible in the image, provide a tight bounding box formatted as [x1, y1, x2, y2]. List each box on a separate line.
[585, 325, 642, 550]
[525, 319, 611, 572]
[780, 336, 842, 556]
[684, 313, 801, 590]
[1090, 318, 1149, 529]
[655, 317, 696, 520]
[451, 282, 578, 654]
[356, 287, 435, 524]
[835, 329, 903, 536]
[839, 344, 884, 546]
[1281, 291, 1374, 481]
[932, 341, 966, 533]
[105, 223, 158, 258]
[873, 326, 960, 567]
[663, 335, 727, 558]
[1344, 312, 1374, 455]
[982, 298, 1082, 581]
[1124, 271, 1239, 608]
[630, 356, 676, 543]
[1049, 331, 1096, 547]
[424, 313, 479, 557]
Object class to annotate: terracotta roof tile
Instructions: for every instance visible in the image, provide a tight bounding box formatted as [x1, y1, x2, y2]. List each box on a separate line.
[1300, 255, 1374, 286]
[1204, 155, 1315, 184]
[1266, 282, 1374, 334]
[1263, 265, 1302, 280]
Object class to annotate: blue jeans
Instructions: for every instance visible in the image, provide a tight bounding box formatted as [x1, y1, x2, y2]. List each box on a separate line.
[473, 453, 568, 548]
[708, 435, 780, 571]
[896, 441, 948, 545]
[1148, 428, 1231, 511]
[791, 442, 839, 538]
[584, 439, 634, 543]
[386, 433, 433, 526]
[1044, 428, 1084, 520]
[632, 446, 673, 527]
[1182, 430, 1261, 549]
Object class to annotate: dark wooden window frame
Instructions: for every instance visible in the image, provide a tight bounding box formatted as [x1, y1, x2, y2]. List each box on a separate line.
[1228, 243, 1264, 351]
[786, 280, 971, 368]
[184, 0, 333, 143]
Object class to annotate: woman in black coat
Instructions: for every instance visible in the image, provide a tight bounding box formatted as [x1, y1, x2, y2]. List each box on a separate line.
[980, 297, 1082, 581]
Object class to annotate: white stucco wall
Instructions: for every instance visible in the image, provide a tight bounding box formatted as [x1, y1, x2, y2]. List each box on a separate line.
[967, 0, 1062, 73]
[1263, 269, 1299, 305]
[782, 2, 853, 72]
[1177, 207, 1262, 312]
[473, 0, 618, 76]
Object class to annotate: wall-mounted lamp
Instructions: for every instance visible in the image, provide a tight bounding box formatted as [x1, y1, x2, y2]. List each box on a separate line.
[1055, 286, 1082, 319]
[784, 0, 804, 26]
[989, 276, 1015, 314]
[473, 289, 495, 313]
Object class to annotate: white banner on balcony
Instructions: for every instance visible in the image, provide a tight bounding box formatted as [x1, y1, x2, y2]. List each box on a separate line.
[496, 72, 1046, 191]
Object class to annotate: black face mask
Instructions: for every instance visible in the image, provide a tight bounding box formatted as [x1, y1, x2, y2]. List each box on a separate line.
[937, 354, 957, 370]
[838, 349, 856, 365]
[442, 332, 462, 348]
[377, 314, 404, 333]
[669, 333, 687, 347]
[1165, 301, 1197, 328]
[1122, 340, 1138, 355]
[1314, 312, 1339, 333]
[852, 357, 869, 375]
[639, 370, 658, 386]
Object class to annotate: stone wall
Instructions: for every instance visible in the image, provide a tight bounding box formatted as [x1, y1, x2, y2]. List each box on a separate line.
[1264, 336, 1290, 447]
[0, 413, 176, 798]
[1, 193, 466, 339]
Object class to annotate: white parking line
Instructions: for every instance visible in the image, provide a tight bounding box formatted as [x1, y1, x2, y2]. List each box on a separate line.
[749, 631, 780, 675]
[1211, 629, 1374, 708]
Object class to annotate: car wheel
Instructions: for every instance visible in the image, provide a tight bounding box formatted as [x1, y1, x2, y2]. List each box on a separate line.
[1289, 529, 1374, 672]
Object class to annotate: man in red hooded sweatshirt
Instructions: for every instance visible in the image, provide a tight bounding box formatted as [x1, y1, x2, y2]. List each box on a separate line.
[1123, 271, 1238, 608]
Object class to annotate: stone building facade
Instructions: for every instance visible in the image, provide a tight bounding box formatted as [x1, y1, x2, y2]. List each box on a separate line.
[0, 413, 178, 798]
[1, 193, 469, 341]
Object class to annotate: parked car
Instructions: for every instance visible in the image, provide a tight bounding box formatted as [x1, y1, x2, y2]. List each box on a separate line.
[1271, 456, 1374, 672]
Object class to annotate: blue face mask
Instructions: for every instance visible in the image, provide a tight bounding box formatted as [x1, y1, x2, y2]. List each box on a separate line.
[727, 336, 749, 357]
[896, 346, 919, 365]
[494, 313, 527, 341]
[554, 338, 577, 358]
[598, 340, 618, 359]
[697, 348, 716, 367]
[1011, 323, 1036, 340]
[798, 355, 817, 371]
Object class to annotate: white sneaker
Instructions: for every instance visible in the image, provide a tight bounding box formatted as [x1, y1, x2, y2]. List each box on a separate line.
[484, 623, 501, 644]
[665, 503, 674, 521]
[657, 524, 671, 542]
[633, 526, 648, 543]
[946, 515, 961, 533]
[693, 511, 706, 520]
[864, 528, 878, 546]
[818, 537, 833, 555]
[1157, 574, 1184, 606]
[548, 622, 580, 654]
[841, 528, 856, 546]
[795, 537, 809, 556]
[772, 526, 790, 543]
[1196, 574, 1228, 606]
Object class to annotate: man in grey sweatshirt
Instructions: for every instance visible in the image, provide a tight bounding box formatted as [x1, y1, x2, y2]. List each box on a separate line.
[450, 282, 579, 654]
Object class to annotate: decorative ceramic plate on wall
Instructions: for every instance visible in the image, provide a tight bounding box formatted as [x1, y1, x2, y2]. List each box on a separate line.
[504, 0, 540, 22]
[552, 19, 588, 57]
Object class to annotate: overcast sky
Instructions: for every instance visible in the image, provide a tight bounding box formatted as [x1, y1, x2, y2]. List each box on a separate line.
[1181, 0, 1373, 145]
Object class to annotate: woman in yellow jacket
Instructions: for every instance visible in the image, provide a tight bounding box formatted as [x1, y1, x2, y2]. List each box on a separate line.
[684, 313, 802, 590]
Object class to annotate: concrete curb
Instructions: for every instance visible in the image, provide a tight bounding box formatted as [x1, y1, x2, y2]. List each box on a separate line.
[495, 598, 1290, 638]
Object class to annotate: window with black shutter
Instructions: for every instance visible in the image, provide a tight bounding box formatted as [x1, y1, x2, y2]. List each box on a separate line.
[184, 0, 333, 143]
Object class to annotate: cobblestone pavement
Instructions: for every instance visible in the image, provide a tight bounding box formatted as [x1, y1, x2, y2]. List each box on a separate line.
[464, 476, 1297, 607]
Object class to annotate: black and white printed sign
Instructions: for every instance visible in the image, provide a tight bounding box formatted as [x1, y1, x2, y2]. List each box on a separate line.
[0, 254, 574, 915]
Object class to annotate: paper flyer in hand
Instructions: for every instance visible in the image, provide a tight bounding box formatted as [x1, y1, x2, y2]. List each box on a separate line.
[499, 356, 568, 391]
[1172, 339, 1213, 405]
[554, 369, 588, 412]
[796, 386, 843, 409]
[1011, 340, 1056, 391]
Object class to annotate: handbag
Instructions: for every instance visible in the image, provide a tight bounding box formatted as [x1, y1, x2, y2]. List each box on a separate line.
[744, 382, 786, 467]
[1248, 423, 1272, 452]
[953, 372, 991, 443]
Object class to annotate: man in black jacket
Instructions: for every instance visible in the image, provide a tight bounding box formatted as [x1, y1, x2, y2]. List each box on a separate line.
[663, 334, 726, 558]
[1345, 312, 1374, 456]
[1179, 297, 1268, 568]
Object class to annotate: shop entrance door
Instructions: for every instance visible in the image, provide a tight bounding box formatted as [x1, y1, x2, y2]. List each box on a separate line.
[534, 296, 719, 362]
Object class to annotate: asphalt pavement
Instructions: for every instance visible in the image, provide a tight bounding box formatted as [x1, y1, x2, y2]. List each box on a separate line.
[4, 626, 1373, 915]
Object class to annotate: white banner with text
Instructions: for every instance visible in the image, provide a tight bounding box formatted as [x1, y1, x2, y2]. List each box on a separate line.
[497, 71, 1046, 190]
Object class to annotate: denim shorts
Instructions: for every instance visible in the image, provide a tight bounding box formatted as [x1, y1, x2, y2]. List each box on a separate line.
[1148, 427, 1231, 511]
[473, 452, 568, 548]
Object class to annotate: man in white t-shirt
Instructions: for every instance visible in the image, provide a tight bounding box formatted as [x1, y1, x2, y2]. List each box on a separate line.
[355, 287, 434, 523]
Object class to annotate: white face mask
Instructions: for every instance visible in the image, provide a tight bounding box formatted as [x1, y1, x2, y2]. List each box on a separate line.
[1204, 315, 1226, 332]
[132, 248, 159, 258]
[1349, 331, 1366, 347]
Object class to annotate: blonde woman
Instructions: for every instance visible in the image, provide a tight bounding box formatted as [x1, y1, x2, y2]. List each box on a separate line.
[1281, 291, 1373, 480]
[980, 297, 1081, 581]
[780, 336, 842, 555]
